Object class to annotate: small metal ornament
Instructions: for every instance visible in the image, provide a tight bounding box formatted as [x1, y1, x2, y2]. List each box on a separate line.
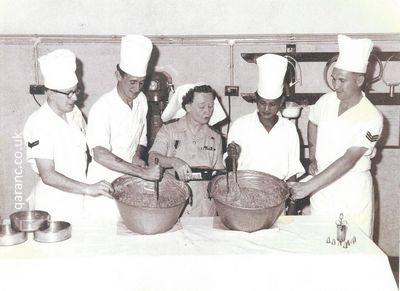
[325, 214, 357, 248]
[336, 213, 348, 243]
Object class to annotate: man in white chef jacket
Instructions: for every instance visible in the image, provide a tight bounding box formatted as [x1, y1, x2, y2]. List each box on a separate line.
[288, 35, 383, 237]
[227, 54, 305, 183]
[86, 35, 161, 221]
[23, 49, 113, 223]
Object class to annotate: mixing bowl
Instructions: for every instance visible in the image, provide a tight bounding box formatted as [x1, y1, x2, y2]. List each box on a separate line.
[281, 101, 303, 119]
[10, 210, 50, 232]
[112, 174, 191, 235]
[209, 170, 289, 232]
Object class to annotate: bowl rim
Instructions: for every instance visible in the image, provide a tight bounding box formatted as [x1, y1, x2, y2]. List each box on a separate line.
[213, 196, 285, 210]
[115, 197, 189, 210]
[282, 107, 302, 111]
[284, 101, 302, 108]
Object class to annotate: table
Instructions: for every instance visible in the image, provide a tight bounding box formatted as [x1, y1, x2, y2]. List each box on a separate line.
[0, 216, 397, 291]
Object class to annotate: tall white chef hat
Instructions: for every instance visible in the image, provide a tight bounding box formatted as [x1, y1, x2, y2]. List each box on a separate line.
[161, 83, 227, 126]
[256, 54, 288, 100]
[334, 34, 373, 74]
[39, 49, 78, 90]
[120, 35, 153, 77]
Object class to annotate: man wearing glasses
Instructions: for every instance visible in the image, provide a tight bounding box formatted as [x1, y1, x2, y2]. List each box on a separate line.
[23, 49, 113, 223]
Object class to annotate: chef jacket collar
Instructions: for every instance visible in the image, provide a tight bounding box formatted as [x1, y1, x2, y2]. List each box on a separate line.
[42, 101, 80, 127]
[112, 87, 142, 110]
[252, 110, 285, 132]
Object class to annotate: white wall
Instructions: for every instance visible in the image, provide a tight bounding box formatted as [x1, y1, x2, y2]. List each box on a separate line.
[1, 0, 400, 35]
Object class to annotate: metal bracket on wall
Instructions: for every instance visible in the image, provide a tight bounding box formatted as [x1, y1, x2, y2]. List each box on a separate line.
[240, 51, 400, 105]
[241, 51, 400, 63]
[240, 92, 400, 105]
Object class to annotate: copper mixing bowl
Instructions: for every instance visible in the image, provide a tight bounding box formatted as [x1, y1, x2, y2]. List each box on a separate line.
[112, 174, 191, 235]
[209, 170, 289, 232]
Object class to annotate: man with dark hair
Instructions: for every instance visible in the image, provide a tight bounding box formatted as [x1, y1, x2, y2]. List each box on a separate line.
[86, 35, 161, 221]
[227, 54, 305, 183]
[149, 84, 225, 216]
[87, 35, 161, 184]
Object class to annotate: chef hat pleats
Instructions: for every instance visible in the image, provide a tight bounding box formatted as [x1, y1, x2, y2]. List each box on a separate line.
[256, 54, 288, 100]
[39, 49, 78, 90]
[334, 34, 373, 74]
[120, 35, 153, 77]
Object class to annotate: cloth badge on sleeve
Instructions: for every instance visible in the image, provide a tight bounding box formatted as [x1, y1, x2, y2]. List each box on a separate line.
[28, 140, 39, 148]
[365, 131, 379, 142]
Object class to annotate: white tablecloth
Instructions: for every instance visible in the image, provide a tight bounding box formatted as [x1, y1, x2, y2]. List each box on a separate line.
[0, 216, 397, 291]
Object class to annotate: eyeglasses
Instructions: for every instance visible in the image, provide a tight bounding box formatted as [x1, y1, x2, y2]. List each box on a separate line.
[47, 87, 81, 99]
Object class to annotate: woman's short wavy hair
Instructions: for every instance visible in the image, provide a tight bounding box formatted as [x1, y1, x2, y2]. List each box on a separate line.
[181, 85, 217, 110]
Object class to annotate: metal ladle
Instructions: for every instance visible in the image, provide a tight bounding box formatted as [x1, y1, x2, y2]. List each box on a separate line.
[284, 55, 303, 87]
[154, 158, 160, 201]
[382, 54, 400, 98]
[227, 157, 242, 202]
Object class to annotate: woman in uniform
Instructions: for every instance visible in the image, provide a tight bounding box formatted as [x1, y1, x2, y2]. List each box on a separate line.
[148, 84, 226, 216]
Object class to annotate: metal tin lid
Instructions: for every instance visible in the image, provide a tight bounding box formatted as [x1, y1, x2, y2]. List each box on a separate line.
[33, 221, 71, 243]
[10, 210, 50, 232]
[0, 220, 28, 246]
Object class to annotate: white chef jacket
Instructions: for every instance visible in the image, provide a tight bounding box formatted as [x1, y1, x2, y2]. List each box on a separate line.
[86, 87, 148, 183]
[308, 92, 383, 237]
[228, 110, 305, 181]
[85, 88, 148, 223]
[150, 115, 224, 216]
[23, 102, 87, 222]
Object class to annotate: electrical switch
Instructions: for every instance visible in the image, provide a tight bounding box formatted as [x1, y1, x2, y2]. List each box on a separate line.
[225, 86, 239, 96]
[29, 85, 45, 95]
